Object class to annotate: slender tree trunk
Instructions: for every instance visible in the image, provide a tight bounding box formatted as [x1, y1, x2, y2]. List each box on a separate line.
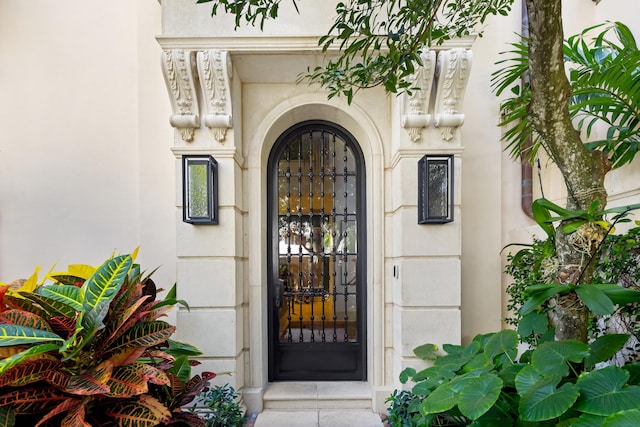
[524, 0, 611, 342]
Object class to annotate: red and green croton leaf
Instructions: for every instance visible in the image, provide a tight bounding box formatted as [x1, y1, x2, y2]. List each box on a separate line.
[35, 398, 85, 427]
[19, 293, 77, 318]
[60, 400, 91, 427]
[0, 324, 63, 348]
[2, 294, 48, 320]
[108, 347, 148, 368]
[0, 309, 54, 333]
[61, 255, 134, 360]
[104, 394, 171, 427]
[106, 321, 176, 357]
[177, 371, 217, 407]
[0, 344, 60, 374]
[105, 362, 171, 399]
[0, 359, 63, 388]
[0, 386, 66, 414]
[81, 254, 133, 326]
[65, 361, 113, 396]
[99, 295, 152, 351]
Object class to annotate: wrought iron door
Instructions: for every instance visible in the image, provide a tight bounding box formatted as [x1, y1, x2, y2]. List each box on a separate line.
[267, 121, 366, 381]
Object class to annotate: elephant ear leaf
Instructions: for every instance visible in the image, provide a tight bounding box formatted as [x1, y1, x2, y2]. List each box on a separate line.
[575, 366, 640, 416]
[81, 254, 133, 328]
[532, 340, 590, 377]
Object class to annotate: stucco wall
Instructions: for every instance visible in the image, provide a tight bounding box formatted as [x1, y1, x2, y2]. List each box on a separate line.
[0, 1, 175, 288]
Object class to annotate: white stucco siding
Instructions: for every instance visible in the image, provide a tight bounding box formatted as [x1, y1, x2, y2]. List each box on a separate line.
[0, 1, 175, 288]
[162, 0, 341, 37]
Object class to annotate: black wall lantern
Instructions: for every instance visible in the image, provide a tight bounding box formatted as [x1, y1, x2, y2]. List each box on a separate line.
[182, 155, 218, 224]
[418, 154, 454, 224]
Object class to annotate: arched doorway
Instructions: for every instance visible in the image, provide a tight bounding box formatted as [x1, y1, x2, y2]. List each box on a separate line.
[267, 120, 367, 381]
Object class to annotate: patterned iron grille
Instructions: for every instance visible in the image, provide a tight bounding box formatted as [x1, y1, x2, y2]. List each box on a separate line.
[276, 128, 358, 343]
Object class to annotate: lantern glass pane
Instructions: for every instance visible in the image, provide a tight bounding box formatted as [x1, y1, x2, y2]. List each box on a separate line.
[187, 162, 209, 218]
[427, 160, 449, 218]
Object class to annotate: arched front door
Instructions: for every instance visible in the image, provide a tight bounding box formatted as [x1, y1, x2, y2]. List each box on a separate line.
[267, 120, 366, 381]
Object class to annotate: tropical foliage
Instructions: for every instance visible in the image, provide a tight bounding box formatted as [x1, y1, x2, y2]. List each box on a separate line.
[197, 0, 514, 101]
[389, 330, 640, 426]
[493, 21, 640, 168]
[503, 203, 640, 377]
[0, 251, 212, 426]
[197, 384, 246, 427]
[387, 202, 640, 426]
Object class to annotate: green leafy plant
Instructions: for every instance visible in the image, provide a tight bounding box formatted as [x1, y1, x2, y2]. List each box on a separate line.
[198, 384, 246, 427]
[0, 251, 212, 426]
[384, 389, 425, 427]
[197, 0, 514, 102]
[391, 203, 640, 425]
[393, 330, 640, 426]
[493, 21, 640, 169]
[504, 199, 640, 351]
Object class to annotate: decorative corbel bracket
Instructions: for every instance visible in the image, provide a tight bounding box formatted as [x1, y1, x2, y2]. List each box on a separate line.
[161, 49, 200, 142]
[433, 49, 473, 142]
[401, 50, 436, 142]
[197, 49, 233, 143]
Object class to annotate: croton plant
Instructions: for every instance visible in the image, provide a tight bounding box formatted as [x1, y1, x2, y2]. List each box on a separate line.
[0, 250, 213, 426]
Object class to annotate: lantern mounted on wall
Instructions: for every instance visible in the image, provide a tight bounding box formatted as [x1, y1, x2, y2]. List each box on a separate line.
[182, 155, 218, 224]
[418, 154, 454, 224]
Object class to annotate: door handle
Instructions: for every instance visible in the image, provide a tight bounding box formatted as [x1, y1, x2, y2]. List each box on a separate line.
[274, 279, 284, 308]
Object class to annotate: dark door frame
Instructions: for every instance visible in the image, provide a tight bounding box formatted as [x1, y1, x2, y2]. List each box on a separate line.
[266, 120, 367, 381]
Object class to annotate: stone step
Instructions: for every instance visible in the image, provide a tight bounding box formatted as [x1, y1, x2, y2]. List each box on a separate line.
[253, 410, 384, 427]
[262, 382, 374, 410]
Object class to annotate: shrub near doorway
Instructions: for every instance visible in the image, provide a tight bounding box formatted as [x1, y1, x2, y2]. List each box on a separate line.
[388, 331, 640, 426]
[387, 210, 640, 425]
[0, 251, 213, 426]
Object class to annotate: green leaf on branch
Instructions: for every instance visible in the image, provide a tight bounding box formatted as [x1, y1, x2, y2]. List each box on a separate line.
[595, 284, 640, 305]
[167, 339, 202, 358]
[399, 367, 416, 385]
[622, 363, 640, 385]
[520, 285, 571, 316]
[575, 285, 615, 315]
[586, 334, 629, 368]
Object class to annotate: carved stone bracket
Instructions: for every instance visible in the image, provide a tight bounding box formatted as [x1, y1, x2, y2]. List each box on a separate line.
[161, 49, 200, 142]
[433, 48, 473, 142]
[197, 50, 233, 143]
[401, 50, 436, 142]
